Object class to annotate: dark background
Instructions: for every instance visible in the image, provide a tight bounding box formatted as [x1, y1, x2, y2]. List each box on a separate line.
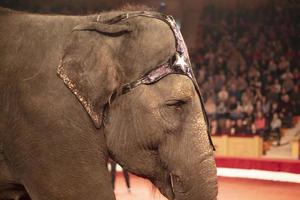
[0, 0, 160, 14]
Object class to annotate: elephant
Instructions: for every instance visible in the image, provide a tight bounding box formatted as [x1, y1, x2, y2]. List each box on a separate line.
[0, 6, 218, 200]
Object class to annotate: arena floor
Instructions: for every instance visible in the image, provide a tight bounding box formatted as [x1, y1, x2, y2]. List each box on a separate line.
[115, 174, 300, 200]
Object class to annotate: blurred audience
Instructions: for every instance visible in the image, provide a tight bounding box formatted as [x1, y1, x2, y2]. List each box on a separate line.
[193, 4, 299, 142]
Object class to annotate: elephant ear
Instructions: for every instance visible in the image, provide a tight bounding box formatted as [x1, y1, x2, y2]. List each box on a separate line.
[57, 22, 131, 128]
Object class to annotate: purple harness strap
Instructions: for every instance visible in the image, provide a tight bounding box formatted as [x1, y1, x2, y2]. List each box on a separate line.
[105, 12, 215, 150]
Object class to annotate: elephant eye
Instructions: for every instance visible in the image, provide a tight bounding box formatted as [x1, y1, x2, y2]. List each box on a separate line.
[165, 99, 187, 112]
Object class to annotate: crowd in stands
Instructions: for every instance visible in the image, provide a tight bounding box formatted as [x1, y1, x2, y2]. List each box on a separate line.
[192, 4, 300, 143]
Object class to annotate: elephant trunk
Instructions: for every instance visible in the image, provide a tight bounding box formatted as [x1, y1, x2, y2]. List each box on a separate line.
[159, 131, 218, 200]
[170, 151, 218, 200]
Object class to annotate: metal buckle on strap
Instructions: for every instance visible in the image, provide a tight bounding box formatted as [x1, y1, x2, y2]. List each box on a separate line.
[118, 13, 129, 21]
[121, 83, 132, 94]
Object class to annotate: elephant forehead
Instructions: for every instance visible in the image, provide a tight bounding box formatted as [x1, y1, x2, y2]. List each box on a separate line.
[166, 74, 195, 97]
[143, 74, 196, 102]
[163, 75, 195, 97]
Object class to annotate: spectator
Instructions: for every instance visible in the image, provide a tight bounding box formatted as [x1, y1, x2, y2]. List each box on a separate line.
[290, 84, 300, 115]
[279, 94, 293, 127]
[211, 119, 218, 135]
[217, 102, 228, 119]
[235, 118, 248, 135]
[218, 86, 229, 103]
[220, 119, 232, 135]
[228, 96, 238, 113]
[270, 113, 282, 146]
[254, 111, 267, 139]
[205, 97, 217, 119]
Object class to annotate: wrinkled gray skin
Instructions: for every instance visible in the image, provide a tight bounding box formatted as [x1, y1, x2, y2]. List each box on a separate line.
[0, 7, 218, 200]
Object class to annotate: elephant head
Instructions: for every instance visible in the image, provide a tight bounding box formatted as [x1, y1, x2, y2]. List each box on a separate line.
[58, 11, 218, 200]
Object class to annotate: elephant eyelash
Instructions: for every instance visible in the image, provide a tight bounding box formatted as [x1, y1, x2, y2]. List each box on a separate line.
[165, 99, 187, 107]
